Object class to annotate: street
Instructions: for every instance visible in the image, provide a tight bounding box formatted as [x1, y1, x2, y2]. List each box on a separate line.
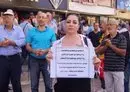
[9, 65, 103, 92]
[9, 79, 102, 92]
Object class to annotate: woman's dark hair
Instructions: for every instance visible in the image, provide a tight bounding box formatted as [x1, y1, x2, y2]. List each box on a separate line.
[66, 13, 80, 23]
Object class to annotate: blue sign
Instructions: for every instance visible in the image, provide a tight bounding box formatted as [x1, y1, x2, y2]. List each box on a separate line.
[117, 0, 130, 10]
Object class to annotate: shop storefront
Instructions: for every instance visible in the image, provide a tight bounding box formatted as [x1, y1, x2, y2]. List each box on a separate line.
[0, 0, 118, 23]
[14, 0, 67, 11]
[68, 0, 115, 24]
[0, 0, 68, 23]
[69, 0, 115, 15]
[0, 0, 67, 11]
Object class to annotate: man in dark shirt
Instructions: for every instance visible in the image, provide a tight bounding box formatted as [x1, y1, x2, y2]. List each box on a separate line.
[88, 22, 101, 47]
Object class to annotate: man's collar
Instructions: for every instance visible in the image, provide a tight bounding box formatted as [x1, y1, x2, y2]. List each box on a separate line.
[4, 25, 15, 31]
[110, 32, 119, 39]
[35, 26, 47, 32]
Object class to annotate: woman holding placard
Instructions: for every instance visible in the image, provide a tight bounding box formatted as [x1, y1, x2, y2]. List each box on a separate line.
[46, 13, 100, 92]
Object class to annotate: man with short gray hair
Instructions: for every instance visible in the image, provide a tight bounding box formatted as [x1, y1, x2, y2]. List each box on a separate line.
[97, 19, 127, 92]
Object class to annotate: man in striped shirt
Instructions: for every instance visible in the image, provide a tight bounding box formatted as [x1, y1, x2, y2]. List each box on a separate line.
[97, 19, 127, 92]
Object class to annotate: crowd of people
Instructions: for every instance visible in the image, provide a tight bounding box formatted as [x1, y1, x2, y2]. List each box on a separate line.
[0, 9, 130, 92]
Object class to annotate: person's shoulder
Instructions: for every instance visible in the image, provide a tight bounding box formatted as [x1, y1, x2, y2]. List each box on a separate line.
[27, 27, 36, 34]
[87, 31, 93, 37]
[81, 34, 94, 48]
[117, 32, 126, 40]
[89, 31, 94, 34]
[26, 22, 33, 27]
[118, 32, 125, 36]
[88, 31, 94, 35]
[46, 26, 52, 30]
[46, 26, 55, 33]
[29, 27, 36, 31]
[80, 34, 91, 42]
[121, 31, 128, 35]
[0, 25, 4, 28]
[19, 22, 24, 26]
[14, 25, 23, 31]
[53, 40, 60, 45]
[52, 38, 63, 47]
[119, 28, 128, 33]
[0, 25, 4, 31]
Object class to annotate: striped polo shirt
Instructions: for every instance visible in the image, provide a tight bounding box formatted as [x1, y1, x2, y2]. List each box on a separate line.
[104, 33, 127, 71]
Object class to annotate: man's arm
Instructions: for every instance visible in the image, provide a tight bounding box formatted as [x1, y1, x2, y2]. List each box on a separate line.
[105, 38, 126, 56]
[95, 45, 107, 54]
[0, 39, 16, 47]
[26, 43, 49, 56]
[0, 42, 3, 46]
[109, 44, 126, 56]
[13, 27, 25, 47]
[26, 43, 35, 54]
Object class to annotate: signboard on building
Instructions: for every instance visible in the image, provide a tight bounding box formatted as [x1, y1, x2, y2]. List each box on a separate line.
[49, 0, 63, 9]
[13, 0, 67, 10]
[117, 0, 130, 11]
[69, 0, 115, 15]
[0, 0, 67, 10]
[71, 0, 113, 7]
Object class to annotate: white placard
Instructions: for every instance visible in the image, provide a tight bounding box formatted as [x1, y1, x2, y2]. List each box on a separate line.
[50, 47, 94, 78]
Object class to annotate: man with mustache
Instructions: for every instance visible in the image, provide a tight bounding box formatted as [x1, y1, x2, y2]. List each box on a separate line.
[26, 11, 56, 92]
[97, 19, 127, 92]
